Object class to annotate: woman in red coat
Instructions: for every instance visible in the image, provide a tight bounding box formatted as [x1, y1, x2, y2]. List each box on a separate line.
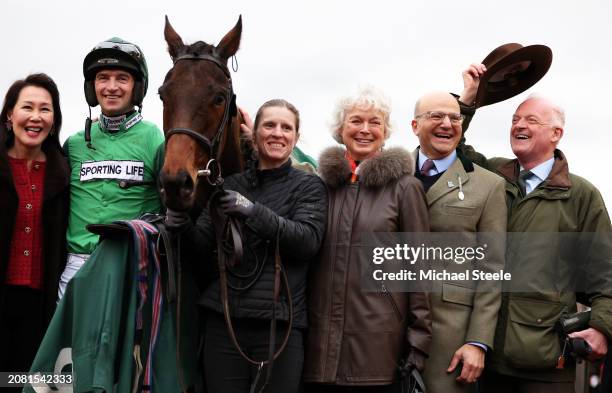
[0, 73, 70, 373]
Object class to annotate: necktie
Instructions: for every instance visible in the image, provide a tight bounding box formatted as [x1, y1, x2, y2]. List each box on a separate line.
[420, 159, 435, 177]
[517, 170, 533, 197]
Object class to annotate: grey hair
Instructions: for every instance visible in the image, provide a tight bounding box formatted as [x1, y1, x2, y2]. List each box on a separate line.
[330, 85, 393, 144]
[523, 93, 566, 128]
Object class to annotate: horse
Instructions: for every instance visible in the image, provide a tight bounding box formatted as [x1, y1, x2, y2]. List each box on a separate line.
[155, 17, 249, 391]
[158, 15, 245, 213]
[157, 18, 294, 391]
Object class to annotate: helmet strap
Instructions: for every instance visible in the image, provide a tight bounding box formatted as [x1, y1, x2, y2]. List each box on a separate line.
[85, 106, 95, 150]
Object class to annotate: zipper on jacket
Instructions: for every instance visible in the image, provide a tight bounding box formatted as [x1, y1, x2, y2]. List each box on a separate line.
[321, 185, 351, 379]
[380, 283, 402, 322]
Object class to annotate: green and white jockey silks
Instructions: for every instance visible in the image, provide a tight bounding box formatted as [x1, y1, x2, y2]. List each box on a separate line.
[65, 112, 164, 255]
[291, 145, 318, 173]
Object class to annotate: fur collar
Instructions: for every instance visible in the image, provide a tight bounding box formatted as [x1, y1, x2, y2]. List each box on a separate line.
[318, 146, 414, 188]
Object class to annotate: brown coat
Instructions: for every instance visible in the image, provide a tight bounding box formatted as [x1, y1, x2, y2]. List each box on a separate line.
[304, 147, 432, 386]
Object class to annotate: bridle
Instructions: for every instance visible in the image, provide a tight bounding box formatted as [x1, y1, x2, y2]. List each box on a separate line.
[161, 50, 293, 393]
[160, 51, 238, 393]
[163, 51, 237, 186]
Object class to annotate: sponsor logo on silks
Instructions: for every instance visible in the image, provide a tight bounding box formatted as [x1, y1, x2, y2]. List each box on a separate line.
[80, 160, 145, 182]
[100, 112, 142, 131]
[102, 114, 127, 131]
[124, 112, 143, 129]
[97, 58, 119, 65]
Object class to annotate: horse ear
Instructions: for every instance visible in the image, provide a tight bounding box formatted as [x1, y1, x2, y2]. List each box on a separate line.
[164, 15, 185, 60]
[216, 15, 242, 60]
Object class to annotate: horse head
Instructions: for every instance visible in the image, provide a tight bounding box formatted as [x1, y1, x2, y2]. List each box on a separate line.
[159, 16, 244, 213]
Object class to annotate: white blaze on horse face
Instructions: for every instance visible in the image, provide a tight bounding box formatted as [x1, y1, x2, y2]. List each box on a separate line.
[94, 69, 135, 116]
[254, 106, 299, 170]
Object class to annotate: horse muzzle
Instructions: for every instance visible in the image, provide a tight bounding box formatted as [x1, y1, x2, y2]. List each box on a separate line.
[159, 169, 196, 211]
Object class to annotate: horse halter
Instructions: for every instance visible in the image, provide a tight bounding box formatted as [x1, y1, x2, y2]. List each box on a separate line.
[164, 51, 237, 186]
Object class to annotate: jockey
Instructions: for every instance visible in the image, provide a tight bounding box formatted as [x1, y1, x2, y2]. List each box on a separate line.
[58, 37, 165, 299]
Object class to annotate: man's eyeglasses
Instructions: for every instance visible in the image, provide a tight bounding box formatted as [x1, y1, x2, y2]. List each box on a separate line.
[415, 111, 464, 124]
[511, 115, 552, 127]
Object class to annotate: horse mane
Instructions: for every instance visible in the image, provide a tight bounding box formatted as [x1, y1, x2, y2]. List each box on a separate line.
[175, 41, 217, 58]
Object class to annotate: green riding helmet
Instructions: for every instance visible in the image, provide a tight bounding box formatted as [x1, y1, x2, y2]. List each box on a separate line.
[83, 37, 149, 108]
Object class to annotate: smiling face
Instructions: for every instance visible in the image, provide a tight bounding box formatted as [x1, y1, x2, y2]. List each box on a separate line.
[254, 106, 299, 170]
[411, 92, 462, 160]
[94, 69, 135, 116]
[340, 106, 386, 161]
[8, 85, 54, 154]
[510, 97, 563, 169]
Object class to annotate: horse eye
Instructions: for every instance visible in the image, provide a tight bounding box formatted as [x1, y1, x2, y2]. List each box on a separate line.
[213, 94, 225, 106]
[157, 87, 164, 102]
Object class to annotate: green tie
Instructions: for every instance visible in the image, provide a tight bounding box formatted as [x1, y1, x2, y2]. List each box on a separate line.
[517, 170, 533, 197]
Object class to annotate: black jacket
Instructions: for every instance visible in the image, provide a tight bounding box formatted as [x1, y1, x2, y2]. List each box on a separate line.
[0, 133, 70, 325]
[191, 159, 327, 328]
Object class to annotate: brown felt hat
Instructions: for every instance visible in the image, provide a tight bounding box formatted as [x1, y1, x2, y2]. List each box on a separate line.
[474, 43, 552, 108]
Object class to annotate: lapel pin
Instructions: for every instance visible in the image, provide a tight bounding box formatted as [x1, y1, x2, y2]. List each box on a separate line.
[457, 175, 465, 200]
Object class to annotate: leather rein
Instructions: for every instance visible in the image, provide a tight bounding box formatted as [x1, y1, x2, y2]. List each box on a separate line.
[163, 52, 293, 392]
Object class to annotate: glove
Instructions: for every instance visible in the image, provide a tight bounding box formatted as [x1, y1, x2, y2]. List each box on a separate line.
[165, 209, 193, 233]
[219, 190, 254, 218]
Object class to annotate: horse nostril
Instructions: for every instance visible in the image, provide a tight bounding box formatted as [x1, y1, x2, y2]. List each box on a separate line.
[159, 170, 195, 201]
[179, 171, 194, 199]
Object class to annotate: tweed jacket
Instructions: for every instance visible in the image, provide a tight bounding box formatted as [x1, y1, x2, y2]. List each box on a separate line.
[412, 149, 507, 393]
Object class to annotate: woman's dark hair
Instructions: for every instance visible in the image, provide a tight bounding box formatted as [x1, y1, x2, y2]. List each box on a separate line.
[0, 73, 62, 149]
[253, 99, 300, 133]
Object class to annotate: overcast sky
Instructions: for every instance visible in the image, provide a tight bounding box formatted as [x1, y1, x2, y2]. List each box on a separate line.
[2, 0, 611, 208]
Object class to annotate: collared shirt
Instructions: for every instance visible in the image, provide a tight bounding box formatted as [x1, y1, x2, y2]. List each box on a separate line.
[521, 157, 554, 195]
[418, 149, 457, 175]
[6, 157, 46, 289]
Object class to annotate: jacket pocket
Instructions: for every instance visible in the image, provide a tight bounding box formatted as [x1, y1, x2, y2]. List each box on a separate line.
[442, 282, 474, 307]
[503, 297, 566, 368]
[443, 204, 477, 216]
[380, 284, 403, 322]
